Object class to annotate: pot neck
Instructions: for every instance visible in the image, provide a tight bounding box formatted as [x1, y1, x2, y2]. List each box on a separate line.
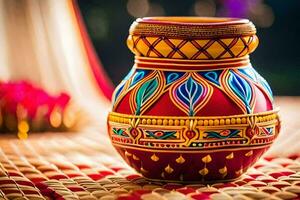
[127, 17, 258, 61]
[134, 56, 251, 71]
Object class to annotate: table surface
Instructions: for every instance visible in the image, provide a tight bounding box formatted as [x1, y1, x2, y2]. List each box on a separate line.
[0, 97, 299, 200]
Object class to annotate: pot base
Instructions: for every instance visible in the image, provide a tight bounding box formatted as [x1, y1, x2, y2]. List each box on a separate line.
[108, 110, 280, 182]
[113, 144, 270, 182]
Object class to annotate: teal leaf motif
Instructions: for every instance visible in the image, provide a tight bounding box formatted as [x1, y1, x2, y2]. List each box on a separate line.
[135, 77, 159, 115]
[205, 129, 240, 139]
[228, 71, 253, 113]
[145, 130, 177, 139]
[112, 128, 129, 137]
[265, 127, 273, 135]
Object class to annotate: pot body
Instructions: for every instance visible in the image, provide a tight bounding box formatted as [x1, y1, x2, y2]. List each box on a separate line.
[107, 17, 280, 182]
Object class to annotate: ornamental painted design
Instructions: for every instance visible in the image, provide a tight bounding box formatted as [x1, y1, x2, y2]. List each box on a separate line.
[222, 70, 255, 114]
[112, 128, 130, 138]
[203, 129, 242, 139]
[112, 66, 273, 116]
[237, 67, 273, 102]
[145, 130, 177, 140]
[129, 70, 165, 115]
[108, 110, 279, 150]
[108, 17, 279, 183]
[170, 73, 213, 116]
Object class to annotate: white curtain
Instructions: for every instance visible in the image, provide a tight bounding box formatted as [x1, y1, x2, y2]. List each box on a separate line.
[0, 0, 110, 129]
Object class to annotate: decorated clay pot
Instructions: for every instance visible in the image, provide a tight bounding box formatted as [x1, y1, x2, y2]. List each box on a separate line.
[107, 17, 280, 182]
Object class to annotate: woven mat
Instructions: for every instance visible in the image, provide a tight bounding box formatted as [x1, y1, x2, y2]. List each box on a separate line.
[0, 97, 300, 200]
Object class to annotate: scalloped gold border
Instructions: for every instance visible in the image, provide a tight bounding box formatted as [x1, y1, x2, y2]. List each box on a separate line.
[108, 109, 279, 127]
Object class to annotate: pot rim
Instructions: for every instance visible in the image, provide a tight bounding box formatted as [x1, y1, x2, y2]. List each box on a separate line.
[138, 16, 249, 26]
[127, 16, 258, 60]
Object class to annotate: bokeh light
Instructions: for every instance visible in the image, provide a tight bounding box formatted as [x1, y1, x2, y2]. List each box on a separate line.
[249, 3, 275, 28]
[194, 0, 216, 17]
[147, 3, 165, 16]
[127, 0, 150, 17]
[86, 8, 108, 40]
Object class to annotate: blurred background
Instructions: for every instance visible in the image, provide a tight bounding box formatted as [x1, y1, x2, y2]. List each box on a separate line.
[78, 0, 300, 96]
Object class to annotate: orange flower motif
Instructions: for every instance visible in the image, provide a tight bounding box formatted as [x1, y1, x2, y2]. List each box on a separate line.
[154, 131, 164, 137]
[219, 130, 231, 137]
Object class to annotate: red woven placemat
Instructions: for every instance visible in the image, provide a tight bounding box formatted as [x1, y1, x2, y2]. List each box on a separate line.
[0, 97, 299, 200]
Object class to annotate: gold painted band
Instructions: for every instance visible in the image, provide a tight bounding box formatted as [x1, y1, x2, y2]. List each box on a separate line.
[108, 109, 279, 127]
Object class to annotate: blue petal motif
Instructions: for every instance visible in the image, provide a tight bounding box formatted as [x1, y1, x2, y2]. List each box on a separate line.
[112, 84, 125, 103]
[167, 73, 179, 84]
[130, 70, 149, 88]
[164, 72, 184, 85]
[255, 72, 274, 101]
[176, 77, 203, 116]
[200, 71, 222, 86]
[228, 71, 253, 113]
[135, 77, 159, 115]
[112, 69, 136, 103]
[124, 68, 135, 80]
[238, 68, 258, 82]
